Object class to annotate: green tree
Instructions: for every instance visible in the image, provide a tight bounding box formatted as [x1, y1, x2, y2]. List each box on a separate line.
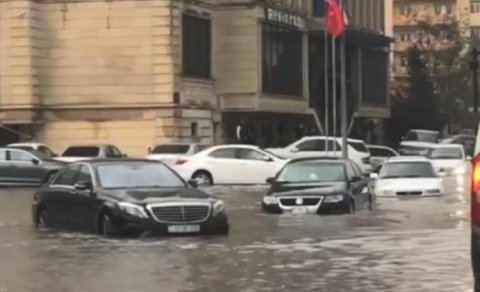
[406, 46, 440, 129]
[414, 16, 479, 125]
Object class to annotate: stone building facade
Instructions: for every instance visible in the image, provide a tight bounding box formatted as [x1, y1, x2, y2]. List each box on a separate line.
[0, 0, 390, 155]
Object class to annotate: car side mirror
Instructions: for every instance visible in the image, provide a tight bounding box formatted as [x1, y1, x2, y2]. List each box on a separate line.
[370, 173, 378, 179]
[467, 156, 472, 161]
[74, 181, 92, 191]
[188, 179, 198, 188]
[122, 153, 128, 158]
[52, 153, 58, 157]
[32, 158, 40, 165]
[147, 146, 152, 154]
[266, 177, 275, 184]
[262, 156, 273, 162]
[290, 147, 299, 153]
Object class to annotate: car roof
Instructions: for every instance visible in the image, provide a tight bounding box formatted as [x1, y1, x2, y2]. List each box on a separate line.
[408, 129, 439, 134]
[300, 136, 365, 142]
[66, 144, 112, 148]
[387, 156, 429, 162]
[75, 158, 158, 166]
[430, 143, 463, 149]
[154, 143, 207, 146]
[287, 156, 350, 164]
[8, 142, 44, 147]
[367, 144, 392, 149]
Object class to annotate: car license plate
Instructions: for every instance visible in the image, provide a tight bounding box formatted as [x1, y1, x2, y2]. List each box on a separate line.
[168, 225, 200, 233]
[290, 207, 308, 215]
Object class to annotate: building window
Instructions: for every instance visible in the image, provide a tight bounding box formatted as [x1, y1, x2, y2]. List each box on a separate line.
[472, 26, 480, 37]
[472, 0, 480, 13]
[262, 23, 303, 96]
[312, 0, 325, 17]
[182, 14, 211, 79]
[398, 32, 411, 41]
[435, 4, 452, 15]
[440, 29, 451, 41]
[400, 55, 408, 68]
[191, 122, 198, 137]
[399, 4, 411, 16]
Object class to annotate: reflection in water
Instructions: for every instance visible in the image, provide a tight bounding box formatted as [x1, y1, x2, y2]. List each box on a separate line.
[0, 178, 473, 292]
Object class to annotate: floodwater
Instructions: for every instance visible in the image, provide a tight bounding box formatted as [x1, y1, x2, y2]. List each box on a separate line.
[0, 176, 472, 292]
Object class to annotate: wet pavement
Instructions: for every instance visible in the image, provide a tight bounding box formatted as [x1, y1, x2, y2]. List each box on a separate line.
[0, 176, 473, 292]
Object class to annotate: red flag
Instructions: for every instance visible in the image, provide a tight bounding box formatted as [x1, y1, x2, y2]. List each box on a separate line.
[325, 0, 345, 38]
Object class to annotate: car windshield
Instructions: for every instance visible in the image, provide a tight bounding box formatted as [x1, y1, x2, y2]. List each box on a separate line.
[151, 144, 190, 154]
[426, 147, 463, 159]
[381, 161, 436, 179]
[405, 131, 439, 143]
[278, 162, 345, 182]
[8, 146, 34, 151]
[96, 162, 186, 189]
[62, 146, 100, 157]
[348, 141, 369, 153]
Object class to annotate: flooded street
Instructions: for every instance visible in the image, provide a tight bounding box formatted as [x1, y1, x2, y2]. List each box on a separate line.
[0, 176, 473, 292]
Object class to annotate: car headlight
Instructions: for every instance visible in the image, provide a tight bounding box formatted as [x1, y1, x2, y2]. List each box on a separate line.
[453, 166, 466, 174]
[426, 189, 441, 194]
[118, 202, 148, 219]
[212, 200, 225, 216]
[262, 196, 278, 205]
[323, 195, 344, 203]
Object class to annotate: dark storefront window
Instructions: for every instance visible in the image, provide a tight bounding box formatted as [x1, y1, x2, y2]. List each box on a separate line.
[262, 23, 303, 96]
[182, 14, 211, 79]
[361, 48, 387, 106]
[313, 0, 325, 16]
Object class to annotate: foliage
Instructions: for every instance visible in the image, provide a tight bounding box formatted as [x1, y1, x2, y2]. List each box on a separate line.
[388, 14, 479, 144]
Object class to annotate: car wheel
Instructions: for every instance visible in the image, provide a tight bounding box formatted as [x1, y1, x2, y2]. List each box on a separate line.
[36, 209, 50, 229]
[99, 213, 122, 238]
[192, 171, 213, 186]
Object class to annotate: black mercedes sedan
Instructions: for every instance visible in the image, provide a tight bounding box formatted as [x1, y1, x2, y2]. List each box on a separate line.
[262, 157, 373, 215]
[32, 159, 229, 237]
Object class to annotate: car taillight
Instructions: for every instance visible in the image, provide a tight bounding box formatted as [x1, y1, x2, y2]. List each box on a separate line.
[176, 158, 188, 165]
[472, 154, 480, 225]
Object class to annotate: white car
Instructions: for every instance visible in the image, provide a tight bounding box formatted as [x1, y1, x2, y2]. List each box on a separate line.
[367, 145, 399, 169]
[146, 143, 210, 166]
[266, 136, 372, 173]
[7, 142, 58, 158]
[425, 144, 469, 176]
[398, 129, 441, 155]
[171, 144, 287, 185]
[373, 156, 444, 198]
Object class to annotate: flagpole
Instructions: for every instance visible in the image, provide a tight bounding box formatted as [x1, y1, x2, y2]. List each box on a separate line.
[339, 0, 348, 158]
[324, 0, 330, 156]
[332, 34, 337, 154]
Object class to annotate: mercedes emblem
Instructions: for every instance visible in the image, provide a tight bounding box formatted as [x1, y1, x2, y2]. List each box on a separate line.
[295, 198, 303, 205]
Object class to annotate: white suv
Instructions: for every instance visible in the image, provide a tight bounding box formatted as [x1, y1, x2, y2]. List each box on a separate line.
[267, 136, 372, 173]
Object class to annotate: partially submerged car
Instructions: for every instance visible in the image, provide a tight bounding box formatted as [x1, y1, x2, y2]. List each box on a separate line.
[372, 156, 444, 198]
[146, 143, 210, 166]
[398, 129, 441, 155]
[54, 144, 127, 163]
[32, 159, 229, 237]
[262, 157, 373, 215]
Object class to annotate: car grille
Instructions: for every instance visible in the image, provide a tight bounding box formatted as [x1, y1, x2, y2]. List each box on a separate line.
[396, 191, 422, 196]
[279, 197, 321, 206]
[148, 204, 210, 223]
